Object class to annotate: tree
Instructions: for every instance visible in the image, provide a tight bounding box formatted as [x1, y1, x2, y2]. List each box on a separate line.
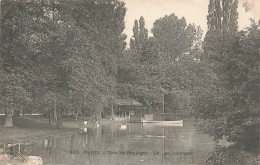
[0, 0, 42, 126]
[139, 16, 148, 47]
[119, 14, 205, 117]
[197, 0, 259, 152]
[129, 20, 139, 53]
[152, 13, 201, 62]
[117, 40, 165, 110]
[63, 0, 126, 121]
[0, 0, 127, 127]
[129, 16, 148, 56]
[204, 0, 238, 61]
[164, 90, 191, 117]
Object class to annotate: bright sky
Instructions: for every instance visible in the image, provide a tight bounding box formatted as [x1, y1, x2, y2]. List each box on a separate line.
[123, 0, 260, 44]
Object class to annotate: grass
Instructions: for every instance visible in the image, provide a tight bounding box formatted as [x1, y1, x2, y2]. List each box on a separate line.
[0, 115, 116, 144]
[0, 115, 83, 144]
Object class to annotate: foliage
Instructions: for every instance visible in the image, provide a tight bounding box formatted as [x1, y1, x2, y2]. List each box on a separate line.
[152, 13, 202, 61]
[117, 48, 165, 109]
[205, 145, 260, 165]
[130, 16, 148, 56]
[164, 90, 191, 116]
[118, 14, 208, 116]
[197, 0, 260, 152]
[0, 0, 126, 126]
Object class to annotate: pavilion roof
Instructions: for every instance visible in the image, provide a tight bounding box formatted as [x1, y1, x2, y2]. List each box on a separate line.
[115, 99, 142, 106]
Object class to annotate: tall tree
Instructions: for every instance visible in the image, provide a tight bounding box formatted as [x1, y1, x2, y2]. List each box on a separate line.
[139, 16, 148, 46]
[129, 16, 148, 56]
[0, 0, 127, 127]
[64, 0, 126, 120]
[204, 0, 238, 56]
[198, 0, 259, 152]
[152, 13, 202, 62]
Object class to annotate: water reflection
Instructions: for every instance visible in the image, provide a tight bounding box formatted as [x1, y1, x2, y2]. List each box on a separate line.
[1, 120, 214, 165]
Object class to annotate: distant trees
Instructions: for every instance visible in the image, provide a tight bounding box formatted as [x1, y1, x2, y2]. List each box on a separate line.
[0, 0, 126, 127]
[118, 15, 209, 117]
[118, 16, 165, 110]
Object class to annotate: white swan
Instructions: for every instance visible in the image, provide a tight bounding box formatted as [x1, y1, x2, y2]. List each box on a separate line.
[43, 140, 48, 148]
[83, 121, 88, 125]
[83, 127, 88, 133]
[120, 124, 127, 130]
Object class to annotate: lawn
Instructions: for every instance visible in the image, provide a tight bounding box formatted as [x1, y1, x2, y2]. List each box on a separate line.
[0, 115, 83, 144]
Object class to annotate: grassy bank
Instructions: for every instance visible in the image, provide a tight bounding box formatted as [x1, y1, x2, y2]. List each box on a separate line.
[0, 116, 77, 144]
[0, 115, 119, 144]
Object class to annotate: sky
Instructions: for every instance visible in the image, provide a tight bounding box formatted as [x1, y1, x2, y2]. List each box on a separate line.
[123, 0, 260, 44]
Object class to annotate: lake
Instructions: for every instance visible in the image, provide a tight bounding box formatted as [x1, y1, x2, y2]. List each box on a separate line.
[1, 119, 214, 165]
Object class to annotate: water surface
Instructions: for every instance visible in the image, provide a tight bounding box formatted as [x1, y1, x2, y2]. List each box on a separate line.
[3, 119, 214, 165]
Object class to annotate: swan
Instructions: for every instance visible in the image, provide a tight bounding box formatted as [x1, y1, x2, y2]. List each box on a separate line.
[82, 127, 88, 133]
[43, 140, 48, 148]
[120, 124, 127, 130]
[83, 121, 88, 126]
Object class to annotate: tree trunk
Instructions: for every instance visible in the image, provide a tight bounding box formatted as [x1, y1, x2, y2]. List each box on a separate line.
[53, 109, 57, 123]
[23, 108, 25, 119]
[4, 97, 13, 126]
[13, 110, 20, 125]
[76, 101, 82, 123]
[75, 110, 79, 123]
[56, 107, 62, 128]
[3, 97, 12, 126]
[111, 104, 114, 120]
[4, 113, 13, 127]
[48, 110, 51, 125]
[53, 98, 57, 123]
[4, 97, 7, 116]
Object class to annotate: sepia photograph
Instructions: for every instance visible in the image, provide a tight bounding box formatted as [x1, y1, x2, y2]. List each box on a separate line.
[0, 0, 259, 164]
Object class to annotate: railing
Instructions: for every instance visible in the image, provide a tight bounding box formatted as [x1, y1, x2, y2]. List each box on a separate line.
[145, 112, 190, 121]
[0, 143, 27, 161]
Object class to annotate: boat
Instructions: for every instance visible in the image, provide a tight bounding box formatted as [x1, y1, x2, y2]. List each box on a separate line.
[141, 94, 184, 126]
[141, 120, 183, 126]
[142, 119, 183, 124]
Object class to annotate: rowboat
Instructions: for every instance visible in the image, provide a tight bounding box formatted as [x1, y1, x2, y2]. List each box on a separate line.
[141, 120, 183, 126]
[142, 120, 183, 124]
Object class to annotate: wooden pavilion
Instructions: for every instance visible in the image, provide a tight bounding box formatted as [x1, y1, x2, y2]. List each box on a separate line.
[111, 99, 143, 122]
